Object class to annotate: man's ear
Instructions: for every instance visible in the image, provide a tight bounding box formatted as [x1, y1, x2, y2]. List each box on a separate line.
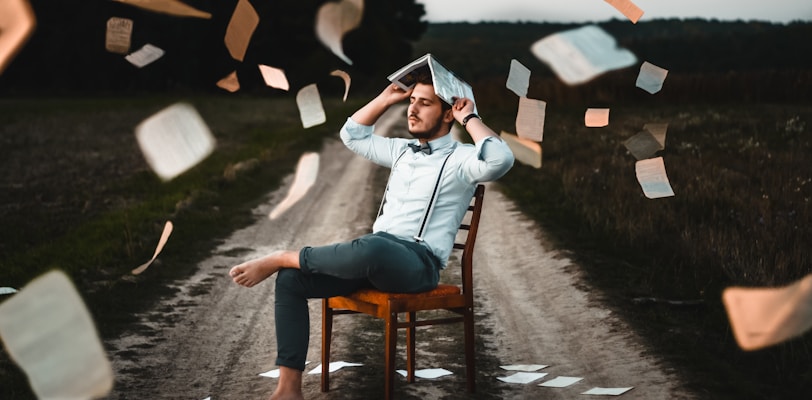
[442, 108, 455, 124]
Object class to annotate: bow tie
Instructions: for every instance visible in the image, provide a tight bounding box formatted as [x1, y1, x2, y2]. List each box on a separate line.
[408, 142, 432, 155]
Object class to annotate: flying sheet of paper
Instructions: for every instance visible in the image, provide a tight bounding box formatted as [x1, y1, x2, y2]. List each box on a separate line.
[635, 157, 675, 199]
[643, 123, 667, 149]
[315, 0, 363, 65]
[330, 69, 351, 101]
[539, 376, 584, 387]
[224, 0, 259, 61]
[499, 364, 549, 372]
[722, 274, 812, 351]
[0, 0, 36, 74]
[307, 361, 363, 374]
[258, 64, 290, 91]
[582, 387, 634, 395]
[501, 131, 542, 169]
[624, 130, 660, 160]
[125, 43, 165, 68]
[516, 97, 546, 142]
[269, 153, 320, 219]
[0, 271, 114, 399]
[603, 0, 644, 24]
[131, 221, 173, 275]
[396, 368, 453, 379]
[0, 287, 17, 295]
[297, 84, 327, 129]
[585, 108, 610, 127]
[105, 17, 133, 54]
[135, 102, 216, 181]
[636, 61, 668, 94]
[506, 59, 531, 97]
[530, 25, 637, 86]
[497, 372, 548, 384]
[113, 0, 211, 19]
[216, 71, 240, 93]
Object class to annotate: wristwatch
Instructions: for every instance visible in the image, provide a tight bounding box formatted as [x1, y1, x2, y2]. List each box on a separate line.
[462, 113, 480, 127]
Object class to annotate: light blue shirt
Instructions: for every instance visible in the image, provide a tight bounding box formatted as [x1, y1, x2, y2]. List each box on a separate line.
[340, 117, 514, 267]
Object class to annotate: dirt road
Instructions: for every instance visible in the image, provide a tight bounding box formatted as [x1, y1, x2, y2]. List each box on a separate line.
[106, 108, 695, 399]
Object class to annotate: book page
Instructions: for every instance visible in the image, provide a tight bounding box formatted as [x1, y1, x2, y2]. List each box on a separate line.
[585, 108, 610, 127]
[297, 84, 327, 128]
[624, 130, 660, 160]
[516, 96, 546, 142]
[315, 0, 363, 65]
[501, 131, 542, 169]
[506, 59, 531, 97]
[0, 0, 36, 74]
[135, 102, 216, 181]
[330, 69, 351, 101]
[224, 0, 259, 61]
[259, 64, 290, 91]
[105, 17, 133, 54]
[603, 0, 644, 24]
[216, 70, 240, 93]
[113, 0, 211, 19]
[636, 61, 669, 94]
[0, 271, 114, 399]
[125, 43, 165, 68]
[635, 157, 675, 199]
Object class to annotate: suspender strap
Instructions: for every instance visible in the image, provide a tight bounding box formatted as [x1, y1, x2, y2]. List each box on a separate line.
[413, 150, 454, 242]
[376, 148, 410, 218]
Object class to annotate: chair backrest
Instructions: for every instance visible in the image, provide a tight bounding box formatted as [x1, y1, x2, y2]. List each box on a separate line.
[452, 184, 485, 303]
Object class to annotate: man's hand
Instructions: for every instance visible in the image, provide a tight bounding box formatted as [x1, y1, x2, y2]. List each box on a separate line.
[351, 83, 413, 126]
[378, 83, 413, 107]
[451, 97, 476, 124]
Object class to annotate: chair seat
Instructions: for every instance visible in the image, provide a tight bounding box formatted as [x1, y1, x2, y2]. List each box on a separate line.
[345, 284, 461, 304]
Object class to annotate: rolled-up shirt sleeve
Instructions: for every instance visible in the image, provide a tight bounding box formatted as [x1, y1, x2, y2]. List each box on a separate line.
[340, 117, 402, 167]
[460, 136, 515, 183]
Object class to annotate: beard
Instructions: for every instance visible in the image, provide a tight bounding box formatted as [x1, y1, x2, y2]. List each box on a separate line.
[408, 113, 447, 140]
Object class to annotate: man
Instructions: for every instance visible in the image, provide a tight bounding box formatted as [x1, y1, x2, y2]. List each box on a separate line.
[229, 69, 514, 399]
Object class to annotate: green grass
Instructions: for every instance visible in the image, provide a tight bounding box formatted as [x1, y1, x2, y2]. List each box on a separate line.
[0, 94, 361, 398]
[489, 100, 812, 399]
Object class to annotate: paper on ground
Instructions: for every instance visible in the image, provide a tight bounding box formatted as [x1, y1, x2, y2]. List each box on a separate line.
[501, 131, 541, 169]
[635, 157, 675, 199]
[506, 59, 531, 97]
[330, 69, 351, 101]
[396, 368, 453, 379]
[125, 43, 165, 68]
[497, 371, 548, 384]
[388, 53, 477, 114]
[217, 71, 240, 93]
[135, 102, 216, 181]
[582, 387, 634, 395]
[315, 0, 363, 65]
[636, 61, 668, 94]
[132, 221, 174, 275]
[0, 0, 36, 74]
[297, 84, 327, 128]
[585, 108, 610, 127]
[113, 0, 211, 19]
[539, 376, 584, 387]
[624, 130, 661, 160]
[530, 25, 636, 86]
[269, 153, 320, 219]
[0, 287, 17, 295]
[643, 123, 667, 149]
[225, 0, 259, 61]
[106, 17, 133, 54]
[723, 274, 812, 351]
[307, 361, 363, 374]
[258, 65, 290, 91]
[0, 271, 114, 399]
[499, 364, 548, 372]
[603, 0, 644, 24]
[516, 97, 545, 142]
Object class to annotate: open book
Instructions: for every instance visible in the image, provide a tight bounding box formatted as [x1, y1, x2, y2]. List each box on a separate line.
[387, 53, 477, 113]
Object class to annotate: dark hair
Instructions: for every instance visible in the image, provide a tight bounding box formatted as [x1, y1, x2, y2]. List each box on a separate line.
[412, 66, 452, 111]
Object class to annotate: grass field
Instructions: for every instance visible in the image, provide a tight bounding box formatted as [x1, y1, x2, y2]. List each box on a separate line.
[1, 93, 811, 399]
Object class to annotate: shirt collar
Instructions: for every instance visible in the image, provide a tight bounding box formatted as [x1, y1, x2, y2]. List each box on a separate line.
[413, 133, 455, 154]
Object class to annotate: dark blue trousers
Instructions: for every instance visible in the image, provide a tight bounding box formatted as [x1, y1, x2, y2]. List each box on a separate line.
[274, 231, 442, 370]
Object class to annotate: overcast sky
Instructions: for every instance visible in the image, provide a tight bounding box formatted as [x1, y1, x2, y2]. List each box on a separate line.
[417, 0, 812, 24]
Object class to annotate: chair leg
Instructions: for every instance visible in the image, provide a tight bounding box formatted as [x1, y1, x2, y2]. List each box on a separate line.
[321, 300, 333, 392]
[406, 311, 416, 383]
[384, 311, 397, 400]
[464, 306, 476, 393]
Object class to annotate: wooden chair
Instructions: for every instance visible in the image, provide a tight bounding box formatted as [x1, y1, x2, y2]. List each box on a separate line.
[321, 184, 485, 399]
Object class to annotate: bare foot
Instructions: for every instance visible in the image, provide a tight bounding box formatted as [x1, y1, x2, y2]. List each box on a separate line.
[229, 250, 300, 288]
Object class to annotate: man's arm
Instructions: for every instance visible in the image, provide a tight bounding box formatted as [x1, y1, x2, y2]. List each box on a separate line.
[451, 97, 500, 143]
[351, 83, 413, 125]
[451, 97, 515, 182]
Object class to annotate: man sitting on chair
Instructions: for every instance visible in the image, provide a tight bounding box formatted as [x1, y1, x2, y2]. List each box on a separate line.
[229, 67, 514, 400]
